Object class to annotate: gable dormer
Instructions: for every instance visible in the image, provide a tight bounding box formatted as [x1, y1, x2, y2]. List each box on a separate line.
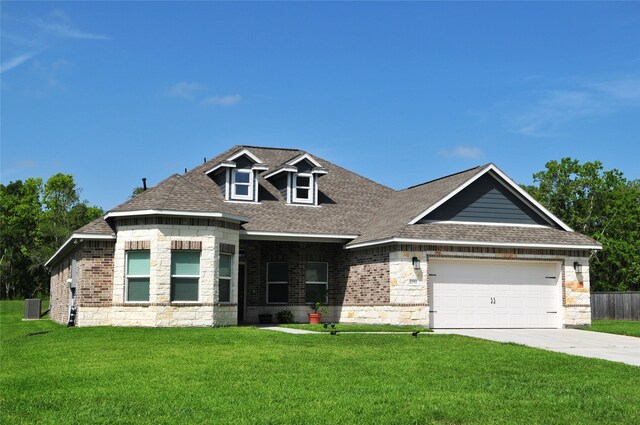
[205, 148, 268, 203]
[264, 153, 328, 206]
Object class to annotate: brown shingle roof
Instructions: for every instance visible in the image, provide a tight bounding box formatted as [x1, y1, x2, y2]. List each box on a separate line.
[397, 222, 599, 247]
[109, 173, 241, 216]
[76, 217, 114, 235]
[184, 146, 395, 235]
[348, 165, 486, 245]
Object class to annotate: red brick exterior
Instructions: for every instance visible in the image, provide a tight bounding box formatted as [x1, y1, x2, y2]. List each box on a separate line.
[49, 240, 115, 324]
[77, 241, 115, 306]
[240, 240, 391, 307]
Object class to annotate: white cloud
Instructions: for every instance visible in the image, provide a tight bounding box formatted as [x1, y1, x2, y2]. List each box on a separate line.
[32, 18, 110, 40]
[203, 95, 242, 106]
[0, 53, 36, 73]
[439, 146, 483, 159]
[166, 82, 206, 99]
[495, 76, 640, 138]
[591, 78, 640, 100]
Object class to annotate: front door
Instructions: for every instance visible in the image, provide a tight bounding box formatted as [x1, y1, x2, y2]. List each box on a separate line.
[238, 263, 246, 322]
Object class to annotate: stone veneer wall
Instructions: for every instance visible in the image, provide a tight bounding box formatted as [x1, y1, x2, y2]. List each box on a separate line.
[75, 221, 240, 327]
[388, 244, 592, 328]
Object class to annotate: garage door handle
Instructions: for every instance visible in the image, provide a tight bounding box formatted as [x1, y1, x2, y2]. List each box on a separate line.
[429, 311, 437, 313]
[546, 311, 557, 314]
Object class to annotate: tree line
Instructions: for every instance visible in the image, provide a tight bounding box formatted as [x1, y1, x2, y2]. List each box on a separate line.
[0, 174, 103, 299]
[0, 159, 638, 299]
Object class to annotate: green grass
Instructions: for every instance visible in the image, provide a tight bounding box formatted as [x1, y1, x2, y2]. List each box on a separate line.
[280, 323, 431, 332]
[584, 320, 640, 337]
[1, 300, 639, 424]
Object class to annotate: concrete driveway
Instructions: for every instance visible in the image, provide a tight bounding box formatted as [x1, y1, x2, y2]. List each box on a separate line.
[434, 329, 640, 366]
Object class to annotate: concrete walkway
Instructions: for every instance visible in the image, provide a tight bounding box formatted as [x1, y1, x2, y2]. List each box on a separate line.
[434, 328, 640, 366]
[259, 326, 319, 334]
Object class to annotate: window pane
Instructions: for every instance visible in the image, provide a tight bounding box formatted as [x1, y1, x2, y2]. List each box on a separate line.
[219, 278, 230, 303]
[267, 263, 288, 282]
[296, 189, 309, 199]
[268, 283, 288, 303]
[127, 251, 150, 276]
[219, 254, 232, 278]
[234, 170, 251, 183]
[234, 184, 249, 196]
[306, 262, 327, 282]
[296, 175, 310, 187]
[128, 278, 149, 302]
[171, 277, 198, 301]
[171, 251, 200, 275]
[305, 283, 327, 303]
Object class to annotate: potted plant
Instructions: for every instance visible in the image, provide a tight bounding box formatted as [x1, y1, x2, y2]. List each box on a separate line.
[309, 301, 328, 324]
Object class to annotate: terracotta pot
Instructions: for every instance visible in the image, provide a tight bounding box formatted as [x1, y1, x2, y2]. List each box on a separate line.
[308, 313, 322, 324]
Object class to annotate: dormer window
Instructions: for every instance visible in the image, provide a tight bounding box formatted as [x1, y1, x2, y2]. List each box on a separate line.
[293, 173, 313, 204]
[206, 148, 266, 203]
[231, 169, 254, 200]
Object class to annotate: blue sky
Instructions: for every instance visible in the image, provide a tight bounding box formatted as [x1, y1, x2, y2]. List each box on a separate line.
[2, 2, 639, 210]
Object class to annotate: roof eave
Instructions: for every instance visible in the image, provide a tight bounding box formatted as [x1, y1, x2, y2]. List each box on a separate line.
[45, 233, 116, 267]
[104, 209, 249, 223]
[345, 236, 602, 251]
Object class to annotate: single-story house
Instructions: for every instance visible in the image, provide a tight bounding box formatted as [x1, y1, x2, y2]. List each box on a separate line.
[47, 145, 600, 328]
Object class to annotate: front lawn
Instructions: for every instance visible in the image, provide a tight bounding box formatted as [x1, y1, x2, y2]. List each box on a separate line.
[1, 300, 639, 424]
[280, 323, 431, 333]
[584, 320, 640, 338]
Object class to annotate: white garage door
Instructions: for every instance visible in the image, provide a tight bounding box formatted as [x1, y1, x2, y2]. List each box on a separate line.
[429, 259, 560, 329]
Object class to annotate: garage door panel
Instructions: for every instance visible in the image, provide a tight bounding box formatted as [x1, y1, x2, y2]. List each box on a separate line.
[430, 259, 559, 329]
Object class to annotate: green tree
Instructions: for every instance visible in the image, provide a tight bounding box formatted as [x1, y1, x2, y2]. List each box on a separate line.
[525, 158, 640, 291]
[0, 174, 103, 298]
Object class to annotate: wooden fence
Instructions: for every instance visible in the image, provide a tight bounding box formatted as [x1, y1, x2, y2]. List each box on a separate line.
[591, 292, 640, 321]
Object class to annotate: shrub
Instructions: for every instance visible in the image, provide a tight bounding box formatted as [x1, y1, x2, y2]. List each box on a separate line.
[275, 310, 294, 324]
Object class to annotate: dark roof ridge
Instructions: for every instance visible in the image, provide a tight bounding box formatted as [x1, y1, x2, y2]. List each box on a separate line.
[402, 164, 488, 191]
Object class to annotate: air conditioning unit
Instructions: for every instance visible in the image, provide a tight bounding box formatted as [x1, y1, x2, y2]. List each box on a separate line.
[24, 299, 42, 320]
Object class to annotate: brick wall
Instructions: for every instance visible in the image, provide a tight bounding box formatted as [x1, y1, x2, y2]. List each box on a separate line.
[49, 254, 74, 324]
[240, 240, 390, 307]
[77, 241, 115, 306]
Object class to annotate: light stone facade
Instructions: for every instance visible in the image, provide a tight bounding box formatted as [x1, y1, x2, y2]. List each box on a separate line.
[76, 223, 240, 327]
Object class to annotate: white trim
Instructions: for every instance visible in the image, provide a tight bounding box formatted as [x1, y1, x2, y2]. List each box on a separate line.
[204, 161, 236, 175]
[125, 250, 151, 303]
[287, 152, 322, 168]
[45, 233, 116, 267]
[104, 209, 248, 222]
[311, 168, 328, 175]
[240, 230, 358, 243]
[263, 165, 297, 180]
[225, 169, 230, 200]
[251, 164, 269, 171]
[292, 173, 313, 204]
[407, 164, 573, 232]
[423, 220, 552, 229]
[231, 169, 254, 201]
[345, 236, 602, 251]
[225, 200, 261, 205]
[218, 252, 233, 304]
[227, 148, 264, 164]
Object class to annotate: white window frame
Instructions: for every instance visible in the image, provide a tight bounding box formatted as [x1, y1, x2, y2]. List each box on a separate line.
[292, 173, 313, 204]
[125, 250, 150, 303]
[266, 262, 288, 304]
[231, 169, 254, 201]
[218, 253, 232, 304]
[305, 262, 328, 304]
[170, 251, 200, 303]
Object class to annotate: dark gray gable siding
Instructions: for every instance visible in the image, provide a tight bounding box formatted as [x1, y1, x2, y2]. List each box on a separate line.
[421, 173, 555, 226]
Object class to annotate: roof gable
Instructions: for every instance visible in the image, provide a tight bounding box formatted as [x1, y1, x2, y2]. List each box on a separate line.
[421, 172, 555, 227]
[408, 164, 572, 231]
